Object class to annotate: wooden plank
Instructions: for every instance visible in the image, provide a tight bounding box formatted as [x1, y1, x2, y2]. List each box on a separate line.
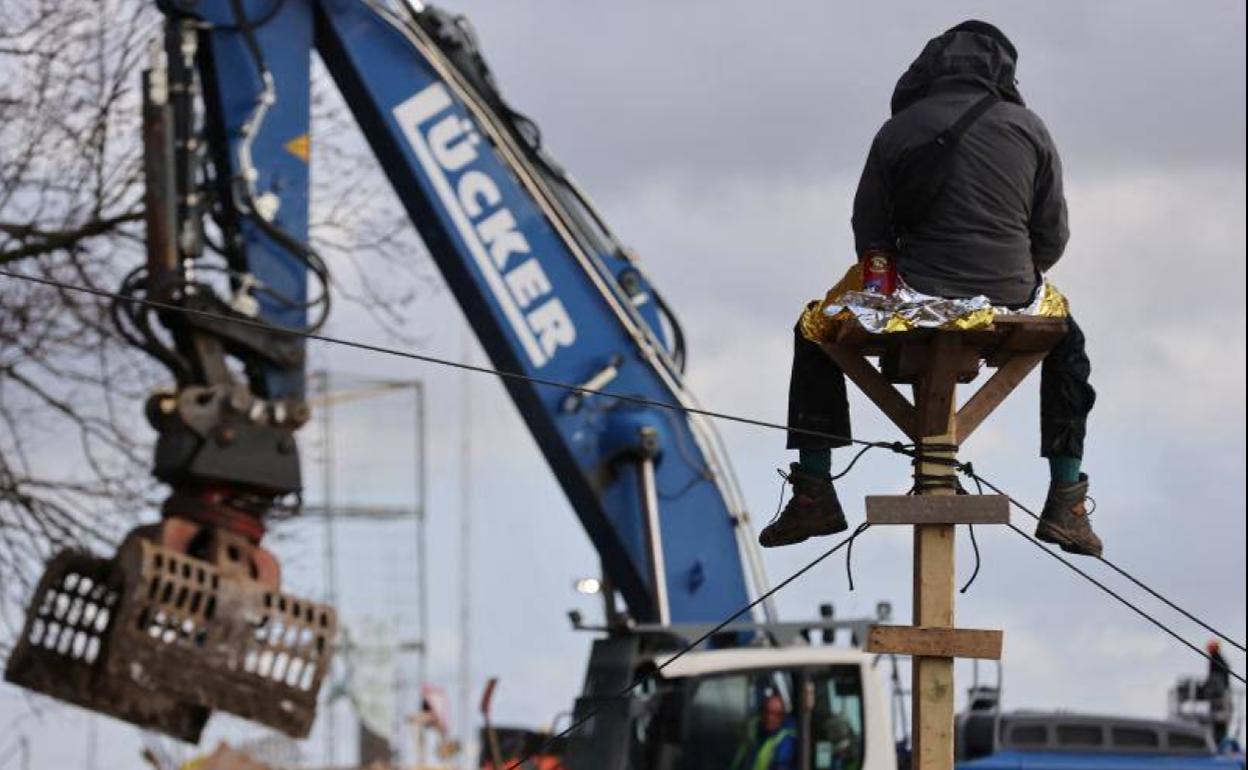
[881, 342, 981, 385]
[985, 317, 1068, 366]
[991, 315, 1069, 338]
[866, 625, 1003, 660]
[912, 509, 957, 768]
[913, 656, 955, 769]
[866, 495, 1009, 525]
[820, 343, 916, 439]
[913, 334, 963, 438]
[956, 352, 1046, 444]
[913, 523, 956, 627]
[912, 395, 958, 770]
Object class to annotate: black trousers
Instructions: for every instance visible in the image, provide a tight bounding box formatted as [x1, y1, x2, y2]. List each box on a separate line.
[786, 316, 1096, 457]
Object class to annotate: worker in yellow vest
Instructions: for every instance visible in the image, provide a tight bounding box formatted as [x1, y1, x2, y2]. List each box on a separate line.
[732, 694, 798, 770]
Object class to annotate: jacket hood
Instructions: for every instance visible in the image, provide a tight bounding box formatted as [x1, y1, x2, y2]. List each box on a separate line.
[891, 21, 1024, 115]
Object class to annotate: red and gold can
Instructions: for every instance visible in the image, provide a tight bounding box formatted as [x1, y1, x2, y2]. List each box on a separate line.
[861, 248, 897, 295]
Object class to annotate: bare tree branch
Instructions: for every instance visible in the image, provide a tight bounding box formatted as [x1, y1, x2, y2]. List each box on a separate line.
[0, 210, 143, 263]
[0, 0, 436, 636]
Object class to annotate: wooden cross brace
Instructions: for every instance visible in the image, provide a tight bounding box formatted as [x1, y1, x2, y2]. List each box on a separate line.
[818, 313, 1068, 770]
[818, 314, 1069, 442]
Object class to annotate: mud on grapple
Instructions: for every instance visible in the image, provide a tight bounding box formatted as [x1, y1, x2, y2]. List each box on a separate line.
[5, 522, 336, 742]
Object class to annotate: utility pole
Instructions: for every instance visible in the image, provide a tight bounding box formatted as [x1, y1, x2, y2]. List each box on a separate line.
[821, 316, 1067, 770]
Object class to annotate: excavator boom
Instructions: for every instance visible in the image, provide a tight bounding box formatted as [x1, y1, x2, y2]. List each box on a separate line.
[7, 0, 773, 742]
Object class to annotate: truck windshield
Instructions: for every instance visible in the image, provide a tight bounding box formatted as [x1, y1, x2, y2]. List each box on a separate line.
[676, 666, 866, 770]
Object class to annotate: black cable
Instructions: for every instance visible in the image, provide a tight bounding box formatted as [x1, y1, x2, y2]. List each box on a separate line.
[109, 267, 192, 382]
[963, 469, 1247, 655]
[3, 267, 1244, 667]
[1006, 522, 1244, 685]
[171, 0, 1246, 664]
[501, 525, 871, 770]
[184, 261, 321, 312]
[960, 524, 981, 594]
[833, 441, 909, 481]
[845, 523, 871, 591]
[223, 0, 333, 332]
[0, 268, 896, 451]
[911, 442, 962, 493]
[227, 0, 268, 69]
[959, 472, 986, 594]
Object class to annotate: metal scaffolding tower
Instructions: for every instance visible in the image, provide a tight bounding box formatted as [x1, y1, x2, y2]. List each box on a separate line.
[302, 371, 430, 768]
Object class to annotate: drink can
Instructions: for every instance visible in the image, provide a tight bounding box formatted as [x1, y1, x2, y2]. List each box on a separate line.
[861, 249, 898, 295]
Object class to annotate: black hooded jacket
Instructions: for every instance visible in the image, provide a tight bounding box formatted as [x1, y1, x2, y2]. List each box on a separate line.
[852, 23, 1069, 306]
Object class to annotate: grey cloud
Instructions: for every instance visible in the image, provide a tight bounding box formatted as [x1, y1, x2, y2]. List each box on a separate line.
[3, 2, 1244, 765]
[450, 0, 1246, 192]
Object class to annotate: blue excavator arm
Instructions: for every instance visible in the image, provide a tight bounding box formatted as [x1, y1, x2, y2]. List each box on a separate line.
[157, 0, 771, 626]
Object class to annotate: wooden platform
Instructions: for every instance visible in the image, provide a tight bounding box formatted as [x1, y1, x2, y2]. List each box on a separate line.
[818, 315, 1068, 440]
[819, 313, 1068, 770]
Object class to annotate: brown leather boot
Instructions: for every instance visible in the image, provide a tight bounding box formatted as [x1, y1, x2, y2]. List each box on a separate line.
[1034, 474, 1103, 557]
[759, 464, 848, 548]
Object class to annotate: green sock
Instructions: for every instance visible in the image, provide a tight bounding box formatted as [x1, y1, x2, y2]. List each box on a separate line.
[799, 449, 832, 477]
[1048, 456, 1082, 484]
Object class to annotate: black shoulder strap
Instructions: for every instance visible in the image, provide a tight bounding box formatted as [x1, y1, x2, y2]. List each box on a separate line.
[892, 91, 1002, 232]
[936, 92, 1000, 146]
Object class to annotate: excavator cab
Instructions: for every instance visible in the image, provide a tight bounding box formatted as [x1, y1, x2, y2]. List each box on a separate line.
[638, 652, 878, 770]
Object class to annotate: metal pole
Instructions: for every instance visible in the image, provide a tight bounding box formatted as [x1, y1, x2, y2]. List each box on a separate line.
[320, 369, 338, 766]
[457, 336, 473, 769]
[798, 675, 814, 770]
[416, 381, 430, 768]
[637, 456, 670, 625]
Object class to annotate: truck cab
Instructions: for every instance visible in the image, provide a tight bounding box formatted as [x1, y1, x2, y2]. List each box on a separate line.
[561, 616, 899, 770]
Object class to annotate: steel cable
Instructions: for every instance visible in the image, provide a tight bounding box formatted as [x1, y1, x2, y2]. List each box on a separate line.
[500, 525, 874, 770]
[0, 267, 1242, 684]
[963, 468, 1247, 655]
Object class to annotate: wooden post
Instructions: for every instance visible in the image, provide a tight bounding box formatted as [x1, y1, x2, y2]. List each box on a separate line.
[824, 317, 1065, 768]
[911, 334, 960, 770]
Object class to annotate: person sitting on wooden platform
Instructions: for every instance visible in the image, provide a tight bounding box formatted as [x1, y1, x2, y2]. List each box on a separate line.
[761, 20, 1102, 556]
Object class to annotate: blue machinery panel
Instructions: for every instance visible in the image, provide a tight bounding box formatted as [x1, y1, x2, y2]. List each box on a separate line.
[183, 0, 765, 625]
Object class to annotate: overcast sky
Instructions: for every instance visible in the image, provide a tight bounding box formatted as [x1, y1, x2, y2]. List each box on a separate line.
[2, 1, 1244, 767]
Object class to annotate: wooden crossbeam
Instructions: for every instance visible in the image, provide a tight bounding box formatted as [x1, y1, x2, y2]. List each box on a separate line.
[956, 351, 1046, 444]
[819, 342, 916, 439]
[866, 625, 1003, 660]
[882, 341, 981, 385]
[984, 317, 1069, 366]
[913, 335, 964, 438]
[866, 495, 1009, 525]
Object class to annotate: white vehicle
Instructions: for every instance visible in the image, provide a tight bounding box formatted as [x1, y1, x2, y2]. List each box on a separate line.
[557, 612, 901, 770]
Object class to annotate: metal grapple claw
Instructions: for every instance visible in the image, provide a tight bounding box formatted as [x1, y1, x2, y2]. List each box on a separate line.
[4, 550, 211, 742]
[5, 521, 336, 741]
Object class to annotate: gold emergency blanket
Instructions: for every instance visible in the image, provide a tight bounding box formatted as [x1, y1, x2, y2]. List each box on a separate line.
[799, 263, 1069, 343]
